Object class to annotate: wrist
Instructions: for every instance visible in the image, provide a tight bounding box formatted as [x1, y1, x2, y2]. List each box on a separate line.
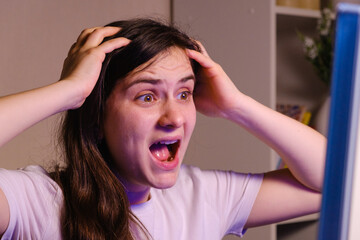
[222, 92, 252, 123]
[53, 79, 87, 111]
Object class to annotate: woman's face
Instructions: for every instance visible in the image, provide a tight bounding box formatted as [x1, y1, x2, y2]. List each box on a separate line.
[103, 47, 196, 196]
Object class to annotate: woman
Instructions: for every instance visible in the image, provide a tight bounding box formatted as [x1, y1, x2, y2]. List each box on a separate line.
[0, 19, 326, 239]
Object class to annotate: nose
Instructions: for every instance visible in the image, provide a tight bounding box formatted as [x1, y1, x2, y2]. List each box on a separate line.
[158, 101, 185, 129]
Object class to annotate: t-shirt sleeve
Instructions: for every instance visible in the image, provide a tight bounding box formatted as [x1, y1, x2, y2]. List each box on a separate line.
[201, 169, 263, 237]
[0, 166, 62, 240]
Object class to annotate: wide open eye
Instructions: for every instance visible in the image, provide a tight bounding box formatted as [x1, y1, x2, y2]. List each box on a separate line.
[177, 91, 192, 101]
[137, 93, 154, 103]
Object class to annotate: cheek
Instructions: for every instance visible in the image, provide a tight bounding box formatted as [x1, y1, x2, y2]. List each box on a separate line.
[107, 107, 158, 143]
[186, 104, 197, 134]
[103, 111, 147, 166]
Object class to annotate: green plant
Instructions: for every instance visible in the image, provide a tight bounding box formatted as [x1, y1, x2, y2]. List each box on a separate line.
[298, 8, 334, 86]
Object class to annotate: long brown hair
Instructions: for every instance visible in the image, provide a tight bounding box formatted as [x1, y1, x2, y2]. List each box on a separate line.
[51, 18, 200, 239]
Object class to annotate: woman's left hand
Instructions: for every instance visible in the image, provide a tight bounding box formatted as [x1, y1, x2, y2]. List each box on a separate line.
[186, 42, 242, 119]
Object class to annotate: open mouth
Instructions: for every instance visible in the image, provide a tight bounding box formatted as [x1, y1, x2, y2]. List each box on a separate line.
[149, 140, 180, 162]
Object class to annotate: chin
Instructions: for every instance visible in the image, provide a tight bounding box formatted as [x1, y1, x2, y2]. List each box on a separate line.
[151, 172, 179, 189]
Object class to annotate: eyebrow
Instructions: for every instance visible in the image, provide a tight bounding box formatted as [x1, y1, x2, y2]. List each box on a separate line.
[125, 74, 195, 89]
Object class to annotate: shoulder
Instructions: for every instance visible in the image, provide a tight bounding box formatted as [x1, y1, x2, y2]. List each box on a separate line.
[0, 165, 63, 212]
[0, 165, 51, 179]
[0, 165, 61, 197]
[0, 165, 63, 239]
[177, 164, 263, 190]
[169, 164, 263, 206]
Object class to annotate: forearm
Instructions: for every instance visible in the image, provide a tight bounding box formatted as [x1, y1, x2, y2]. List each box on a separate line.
[0, 27, 130, 148]
[0, 80, 82, 147]
[225, 93, 326, 192]
[186, 47, 326, 192]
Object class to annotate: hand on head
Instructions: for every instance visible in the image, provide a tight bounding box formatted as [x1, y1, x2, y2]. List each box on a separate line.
[60, 27, 130, 109]
[186, 42, 242, 119]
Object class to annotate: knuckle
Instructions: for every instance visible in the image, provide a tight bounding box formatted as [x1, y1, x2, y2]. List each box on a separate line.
[89, 28, 103, 37]
[87, 48, 98, 54]
[214, 63, 223, 71]
[80, 28, 92, 36]
[86, 48, 102, 58]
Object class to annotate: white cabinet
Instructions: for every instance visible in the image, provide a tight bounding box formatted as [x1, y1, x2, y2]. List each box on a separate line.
[173, 0, 328, 239]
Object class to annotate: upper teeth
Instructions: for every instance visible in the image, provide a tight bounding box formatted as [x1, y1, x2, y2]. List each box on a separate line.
[159, 140, 178, 145]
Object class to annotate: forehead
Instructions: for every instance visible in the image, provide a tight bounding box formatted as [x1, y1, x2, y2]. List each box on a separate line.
[125, 47, 193, 80]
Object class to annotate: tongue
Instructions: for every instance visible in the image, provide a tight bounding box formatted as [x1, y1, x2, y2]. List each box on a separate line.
[150, 144, 171, 161]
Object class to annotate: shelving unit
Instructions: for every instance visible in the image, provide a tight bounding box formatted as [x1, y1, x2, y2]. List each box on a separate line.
[276, 6, 322, 18]
[278, 213, 319, 225]
[173, 0, 329, 239]
[276, 5, 329, 113]
[275, 2, 328, 240]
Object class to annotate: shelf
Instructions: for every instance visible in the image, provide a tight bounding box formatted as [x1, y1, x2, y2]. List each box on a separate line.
[276, 6, 321, 18]
[277, 213, 319, 225]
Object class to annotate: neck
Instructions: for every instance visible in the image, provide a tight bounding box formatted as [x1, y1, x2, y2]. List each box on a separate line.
[126, 187, 151, 205]
[113, 172, 151, 205]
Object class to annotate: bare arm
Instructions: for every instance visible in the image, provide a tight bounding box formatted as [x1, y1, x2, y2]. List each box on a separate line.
[187, 44, 326, 227]
[0, 27, 130, 147]
[224, 93, 326, 192]
[0, 27, 130, 235]
[0, 80, 83, 147]
[228, 94, 324, 227]
[0, 189, 10, 237]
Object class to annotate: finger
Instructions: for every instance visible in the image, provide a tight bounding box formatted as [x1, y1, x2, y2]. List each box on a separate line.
[69, 27, 121, 56]
[194, 40, 210, 57]
[81, 26, 121, 51]
[186, 49, 215, 69]
[67, 42, 78, 56]
[76, 27, 100, 43]
[97, 37, 131, 54]
[69, 27, 100, 55]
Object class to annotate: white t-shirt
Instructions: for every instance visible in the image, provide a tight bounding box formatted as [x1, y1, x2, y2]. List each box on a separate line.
[131, 165, 263, 239]
[0, 166, 63, 240]
[0, 165, 263, 239]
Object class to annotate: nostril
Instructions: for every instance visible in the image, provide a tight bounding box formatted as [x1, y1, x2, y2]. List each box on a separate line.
[158, 111, 184, 129]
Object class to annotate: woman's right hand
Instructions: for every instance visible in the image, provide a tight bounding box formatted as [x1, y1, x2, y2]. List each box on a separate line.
[0, 27, 129, 147]
[60, 27, 130, 109]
